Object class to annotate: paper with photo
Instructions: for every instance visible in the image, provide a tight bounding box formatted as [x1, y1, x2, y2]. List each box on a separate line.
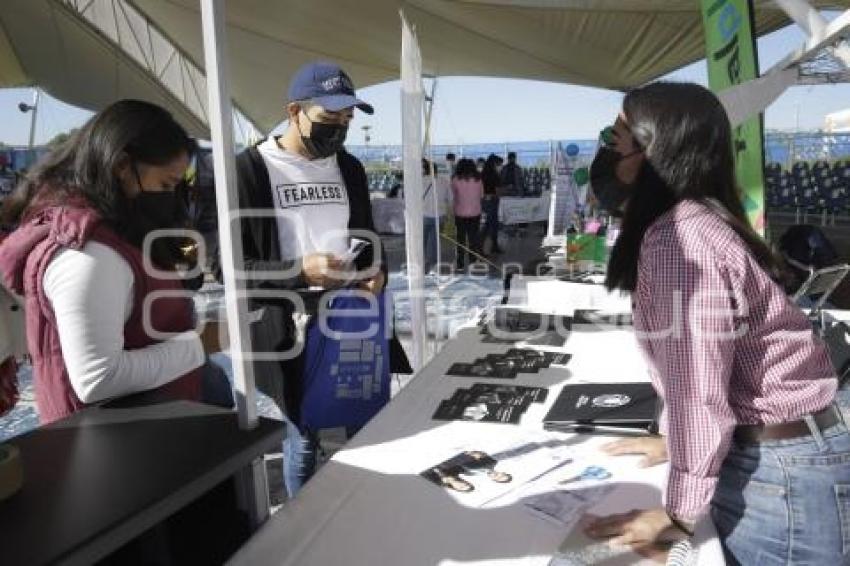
[419, 437, 575, 507]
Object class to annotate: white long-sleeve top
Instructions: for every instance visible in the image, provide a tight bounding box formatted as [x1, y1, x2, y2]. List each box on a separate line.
[43, 241, 204, 404]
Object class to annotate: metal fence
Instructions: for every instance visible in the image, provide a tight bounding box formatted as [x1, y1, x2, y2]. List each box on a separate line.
[348, 132, 850, 170]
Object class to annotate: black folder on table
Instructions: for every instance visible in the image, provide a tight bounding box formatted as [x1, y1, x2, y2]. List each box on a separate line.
[480, 308, 572, 347]
[543, 383, 659, 435]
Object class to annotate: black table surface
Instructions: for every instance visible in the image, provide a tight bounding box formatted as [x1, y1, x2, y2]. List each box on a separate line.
[0, 401, 282, 566]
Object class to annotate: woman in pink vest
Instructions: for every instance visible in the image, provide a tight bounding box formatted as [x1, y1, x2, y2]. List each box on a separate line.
[451, 158, 484, 270]
[0, 100, 223, 424]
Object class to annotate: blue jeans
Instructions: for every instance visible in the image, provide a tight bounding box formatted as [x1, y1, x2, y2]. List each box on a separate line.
[282, 418, 320, 498]
[711, 406, 850, 564]
[423, 216, 438, 273]
[481, 198, 500, 251]
[200, 358, 234, 409]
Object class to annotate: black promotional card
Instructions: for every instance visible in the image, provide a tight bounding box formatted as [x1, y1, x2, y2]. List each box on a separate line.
[479, 309, 572, 347]
[502, 349, 572, 368]
[448, 387, 532, 410]
[469, 383, 549, 404]
[572, 309, 633, 328]
[447, 361, 517, 379]
[432, 398, 524, 424]
[482, 354, 541, 373]
[493, 309, 573, 333]
[504, 348, 547, 359]
[480, 329, 568, 348]
[544, 352, 573, 366]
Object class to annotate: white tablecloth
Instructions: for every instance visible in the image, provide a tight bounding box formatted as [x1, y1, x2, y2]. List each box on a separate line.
[229, 284, 724, 566]
[499, 195, 551, 225]
[372, 195, 551, 233]
[507, 276, 631, 315]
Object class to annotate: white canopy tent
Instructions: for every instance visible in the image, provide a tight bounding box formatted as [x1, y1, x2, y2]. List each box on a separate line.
[3, 0, 850, 136]
[826, 108, 850, 130]
[0, 0, 210, 137]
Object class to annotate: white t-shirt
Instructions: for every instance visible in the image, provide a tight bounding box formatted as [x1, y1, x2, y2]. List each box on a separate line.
[257, 138, 350, 261]
[424, 174, 453, 218]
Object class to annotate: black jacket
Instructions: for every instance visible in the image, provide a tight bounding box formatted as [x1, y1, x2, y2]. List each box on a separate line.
[219, 143, 411, 419]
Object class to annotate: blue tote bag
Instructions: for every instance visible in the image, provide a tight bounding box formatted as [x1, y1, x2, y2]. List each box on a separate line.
[300, 289, 391, 432]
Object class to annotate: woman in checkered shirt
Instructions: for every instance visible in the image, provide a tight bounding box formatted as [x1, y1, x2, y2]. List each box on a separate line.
[583, 82, 849, 564]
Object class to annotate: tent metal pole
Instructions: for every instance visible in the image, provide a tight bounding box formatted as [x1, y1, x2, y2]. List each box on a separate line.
[27, 88, 40, 149]
[199, 0, 269, 526]
[423, 77, 442, 358]
[400, 12, 426, 371]
[546, 140, 556, 239]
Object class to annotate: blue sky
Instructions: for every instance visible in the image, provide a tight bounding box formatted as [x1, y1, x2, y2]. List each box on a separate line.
[1, 13, 848, 148]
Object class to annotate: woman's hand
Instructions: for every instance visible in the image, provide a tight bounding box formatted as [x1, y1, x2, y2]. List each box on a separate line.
[611, 114, 644, 184]
[584, 508, 683, 547]
[600, 436, 668, 468]
[611, 116, 637, 156]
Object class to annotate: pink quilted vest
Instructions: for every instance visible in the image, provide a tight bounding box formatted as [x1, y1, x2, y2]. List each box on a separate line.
[0, 203, 201, 424]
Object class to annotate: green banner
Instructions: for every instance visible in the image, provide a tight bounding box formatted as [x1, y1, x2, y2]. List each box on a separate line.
[701, 0, 766, 234]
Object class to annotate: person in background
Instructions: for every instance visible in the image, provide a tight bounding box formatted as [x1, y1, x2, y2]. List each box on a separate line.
[228, 61, 410, 497]
[500, 151, 525, 197]
[0, 156, 14, 197]
[422, 158, 452, 273]
[445, 152, 457, 176]
[476, 157, 486, 172]
[481, 153, 505, 254]
[387, 171, 403, 199]
[0, 100, 225, 424]
[451, 158, 483, 270]
[421, 158, 439, 273]
[585, 82, 848, 565]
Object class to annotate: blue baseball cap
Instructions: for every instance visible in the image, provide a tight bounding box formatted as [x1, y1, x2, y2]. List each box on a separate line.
[288, 61, 374, 115]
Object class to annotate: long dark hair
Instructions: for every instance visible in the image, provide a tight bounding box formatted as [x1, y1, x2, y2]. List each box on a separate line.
[5, 100, 195, 239]
[481, 153, 503, 193]
[453, 158, 480, 181]
[605, 82, 782, 292]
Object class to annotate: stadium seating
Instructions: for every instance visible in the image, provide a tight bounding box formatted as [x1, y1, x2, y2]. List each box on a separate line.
[767, 160, 850, 225]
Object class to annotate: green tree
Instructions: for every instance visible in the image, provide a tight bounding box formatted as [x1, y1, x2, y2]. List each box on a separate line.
[46, 128, 78, 147]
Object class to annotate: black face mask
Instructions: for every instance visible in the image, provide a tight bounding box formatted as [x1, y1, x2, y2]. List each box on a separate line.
[134, 191, 180, 229]
[300, 113, 348, 159]
[589, 146, 640, 217]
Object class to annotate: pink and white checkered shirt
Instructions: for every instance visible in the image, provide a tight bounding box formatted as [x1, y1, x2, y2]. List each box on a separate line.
[633, 200, 837, 522]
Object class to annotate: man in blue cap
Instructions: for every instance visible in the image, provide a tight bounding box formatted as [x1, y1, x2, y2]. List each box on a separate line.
[227, 61, 410, 497]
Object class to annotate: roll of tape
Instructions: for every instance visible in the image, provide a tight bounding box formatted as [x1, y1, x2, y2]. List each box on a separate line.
[0, 443, 23, 501]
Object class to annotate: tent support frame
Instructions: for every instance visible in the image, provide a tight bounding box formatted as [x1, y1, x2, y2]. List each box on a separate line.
[199, 0, 269, 527]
